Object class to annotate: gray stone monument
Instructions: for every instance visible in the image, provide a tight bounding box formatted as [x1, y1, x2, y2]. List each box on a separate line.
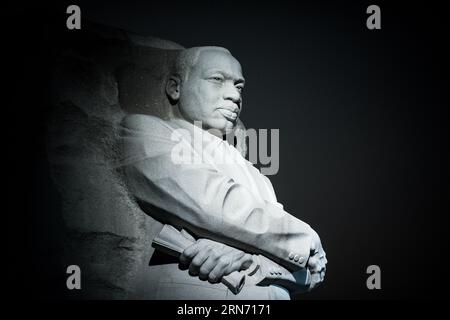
[47, 22, 326, 299]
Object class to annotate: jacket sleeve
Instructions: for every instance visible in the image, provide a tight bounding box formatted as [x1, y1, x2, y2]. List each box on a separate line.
[251, 254, 312, 294]
[119, 115, 312, 271]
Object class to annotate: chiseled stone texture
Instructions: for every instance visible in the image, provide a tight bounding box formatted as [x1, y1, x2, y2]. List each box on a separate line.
[46, 23, 183, 299]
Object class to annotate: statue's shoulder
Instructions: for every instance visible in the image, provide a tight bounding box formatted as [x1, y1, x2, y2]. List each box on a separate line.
[120, 114, 172, 134]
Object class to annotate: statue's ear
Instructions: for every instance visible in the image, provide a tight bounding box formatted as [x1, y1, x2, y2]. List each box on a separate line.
[166, 74, 181, 102]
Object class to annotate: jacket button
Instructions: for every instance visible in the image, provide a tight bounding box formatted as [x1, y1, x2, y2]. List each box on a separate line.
[288, 252, 294, 260]
[298, 256, 305, 263]
[294, 255, 300, 262]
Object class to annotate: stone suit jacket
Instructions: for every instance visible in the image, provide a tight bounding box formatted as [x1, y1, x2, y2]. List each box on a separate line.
[118, 114, 313, 275]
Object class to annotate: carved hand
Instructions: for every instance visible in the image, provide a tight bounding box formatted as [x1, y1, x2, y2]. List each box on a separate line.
[180, 238, 254, 283]
[307, 229, 327, 288]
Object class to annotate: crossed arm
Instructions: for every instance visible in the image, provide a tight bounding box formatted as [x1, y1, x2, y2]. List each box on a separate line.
[120, 115, 327, 291]
[180, 231, 327, 293]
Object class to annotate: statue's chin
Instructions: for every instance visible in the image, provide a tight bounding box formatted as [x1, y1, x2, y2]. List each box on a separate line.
[206, 118, 237, 136]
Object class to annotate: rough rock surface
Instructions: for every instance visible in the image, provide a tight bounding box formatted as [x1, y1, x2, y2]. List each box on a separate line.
[47, 23, 183, 299]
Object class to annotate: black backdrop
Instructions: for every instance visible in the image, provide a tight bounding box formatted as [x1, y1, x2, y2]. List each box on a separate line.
[5, 0, 449, 300]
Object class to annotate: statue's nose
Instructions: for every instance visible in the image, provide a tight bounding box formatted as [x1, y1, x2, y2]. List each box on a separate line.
[223, 85, 241, 106]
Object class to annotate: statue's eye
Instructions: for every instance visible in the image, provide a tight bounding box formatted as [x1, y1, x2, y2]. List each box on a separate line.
[209, 76, 224, 82]
[236, 86, 244, 93]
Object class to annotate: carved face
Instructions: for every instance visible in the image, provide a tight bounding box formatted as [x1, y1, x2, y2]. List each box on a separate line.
[178, 50, 245, 134]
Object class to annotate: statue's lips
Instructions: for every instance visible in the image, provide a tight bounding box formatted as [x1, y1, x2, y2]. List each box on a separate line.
[218, 108, 239, 121]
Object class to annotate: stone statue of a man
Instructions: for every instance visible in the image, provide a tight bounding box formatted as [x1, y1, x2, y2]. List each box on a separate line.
[119, 46, 327, 299]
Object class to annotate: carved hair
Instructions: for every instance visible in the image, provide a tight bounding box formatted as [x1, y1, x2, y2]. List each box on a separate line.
[174, 46, 231, 82]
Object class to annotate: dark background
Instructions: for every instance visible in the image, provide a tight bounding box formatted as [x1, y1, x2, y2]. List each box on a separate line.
[5, 0, 448, 300]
